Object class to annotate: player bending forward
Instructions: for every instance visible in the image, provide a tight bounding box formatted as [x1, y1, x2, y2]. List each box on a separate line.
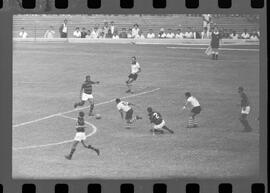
[65, 111, 100, 160]
[74, 75, 100, 116]
[238, 87, 253, 132]
[147, 107, 174, 134]
[115, 98, 142, 128]
[126, 56, 141, 93]
[182, 92, 202, 128]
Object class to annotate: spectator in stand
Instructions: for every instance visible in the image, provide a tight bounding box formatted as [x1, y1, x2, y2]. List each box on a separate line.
[127, 28, 133, 38]
[192, 28, 198, 39]
[201, 27, 208, 39]
[202, 14, 212, 38]
[90, 27, 99, 39]
[81, 27, 87, 38]
[105, 29, 113, 38]
[241, 29, 250, 39]
[184, 28, 193, 39]
[175, 29, 184, 39]
[110, 21, 115, 35]
[250, 31, 259, 40]
[19, 27, 28, 38]
[59, 19, 68, 38]
[119, 28, 128, 38]
[166, 29, 175, 39]
[44, 26, 55, 38]
[73, 27, 81, 38]
[158, 28, 166, 38]
[138, 30, 145, 39]
[103, 22, 109, 38]
[132, 24, 140, 38]
[230, 30, 239, 40]
[146, 29, 155, 39]
[112, 31, 120, 39]
[86, 30, 91, 38]
[222, 29, 230, 39]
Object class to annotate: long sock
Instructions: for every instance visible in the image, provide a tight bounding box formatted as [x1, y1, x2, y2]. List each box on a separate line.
[193, 118, 198, 126]
[69, 148, 76, 157]
[89, 104, 94, 114]
[188, 117, 193, 127]
[212, 54, 215, 60]
[162, 126, 174, 133]
[215, 53, 218, 60]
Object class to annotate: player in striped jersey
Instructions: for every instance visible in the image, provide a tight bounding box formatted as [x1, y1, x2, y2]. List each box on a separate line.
[147, 107, 174, 134]
[74, 75, 100, 116]
[182, 92, 202, 128]
[65, 111, 100, 160]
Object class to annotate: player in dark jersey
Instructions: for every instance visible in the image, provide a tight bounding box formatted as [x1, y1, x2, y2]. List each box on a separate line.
[238, 87, 253, 132]
[211, 26, 222, 60]
[74, 75, 100, 116]
[147, 107, 174, 134]
[65, 111, 100, 160]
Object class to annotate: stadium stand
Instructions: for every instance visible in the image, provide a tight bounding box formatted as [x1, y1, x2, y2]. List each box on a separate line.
[13, 15, 259, 39]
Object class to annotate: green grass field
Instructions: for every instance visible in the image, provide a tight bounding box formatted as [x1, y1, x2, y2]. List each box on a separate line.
[13, 42, 260, 179]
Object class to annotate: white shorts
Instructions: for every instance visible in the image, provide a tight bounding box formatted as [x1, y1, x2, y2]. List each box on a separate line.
[74, 132, 86, 141]
[153, 120, 166, 130]
[241, 106, 251, 114]
[81, 93, 93, 101]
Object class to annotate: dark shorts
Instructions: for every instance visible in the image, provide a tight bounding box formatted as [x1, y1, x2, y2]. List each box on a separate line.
[128, 73, 138, 81]
[125, 109, 133, 120]
[191, 106, 201, 115]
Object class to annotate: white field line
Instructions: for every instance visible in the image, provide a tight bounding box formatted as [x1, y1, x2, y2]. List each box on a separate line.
[13, 115, 97, 150]
[167, 47, 259, 51]
[13, 87, 160, 128]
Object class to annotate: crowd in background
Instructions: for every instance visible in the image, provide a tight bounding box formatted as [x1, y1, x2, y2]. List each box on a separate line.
[18, 17, 260, 41]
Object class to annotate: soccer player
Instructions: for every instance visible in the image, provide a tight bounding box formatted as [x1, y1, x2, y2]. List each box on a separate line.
[115, 98, 142, 128]
[74, 75, 100, 116]
[238, 87, 253, 132]
[210, 26, 222, 60]
[147, 107, 174, 134]
[65, 111, 100, 160]
[182, 92, 202, 128]
[126, 56, 141, 94]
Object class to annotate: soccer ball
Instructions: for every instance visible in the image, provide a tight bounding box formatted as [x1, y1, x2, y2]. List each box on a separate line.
[95, 114, 101, 119]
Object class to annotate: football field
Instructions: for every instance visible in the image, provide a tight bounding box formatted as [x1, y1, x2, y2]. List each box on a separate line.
[13, 42, 260, 179]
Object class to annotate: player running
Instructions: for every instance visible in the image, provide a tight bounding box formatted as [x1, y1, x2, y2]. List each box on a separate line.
[65, 111, 100, 160]
[126, 56, 141, 94]
[147, 107, 174, 134]
[115, 98, 142, 128]
[210, 26, 222, 60]
[238, 87, 253, 132]
[74, 75, 100, 116]
[182, 92, 202, 128]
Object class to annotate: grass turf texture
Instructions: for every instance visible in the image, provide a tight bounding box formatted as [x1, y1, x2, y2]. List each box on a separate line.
[13, 42, 259, 179]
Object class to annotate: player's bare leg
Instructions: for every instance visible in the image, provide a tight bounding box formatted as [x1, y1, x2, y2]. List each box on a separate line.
[74, 101, 85, 108]
[81, 141, 100, 155]
[162, 126, 174, 134]
[88, 98, 95, 116]
[65, 141, 79, 160]
[126, 79, 134, 93]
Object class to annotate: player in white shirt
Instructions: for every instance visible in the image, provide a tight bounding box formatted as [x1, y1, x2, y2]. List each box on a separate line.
[115, 98, 142, 128]
[182, 92, 202, 128]
[125, 56, 141, 94]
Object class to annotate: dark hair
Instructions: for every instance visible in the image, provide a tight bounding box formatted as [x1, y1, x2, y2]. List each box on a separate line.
[238, 86, 244, 92]
[147, 107, 152, 112]
[79, 111, 85, 117]
[115, 98, 121, 103]
[185, 92, 191, 97]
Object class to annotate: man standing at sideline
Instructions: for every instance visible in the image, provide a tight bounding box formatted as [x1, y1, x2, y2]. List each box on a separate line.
[59, 19, 68, 38]
[238, 87, 253, 132]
